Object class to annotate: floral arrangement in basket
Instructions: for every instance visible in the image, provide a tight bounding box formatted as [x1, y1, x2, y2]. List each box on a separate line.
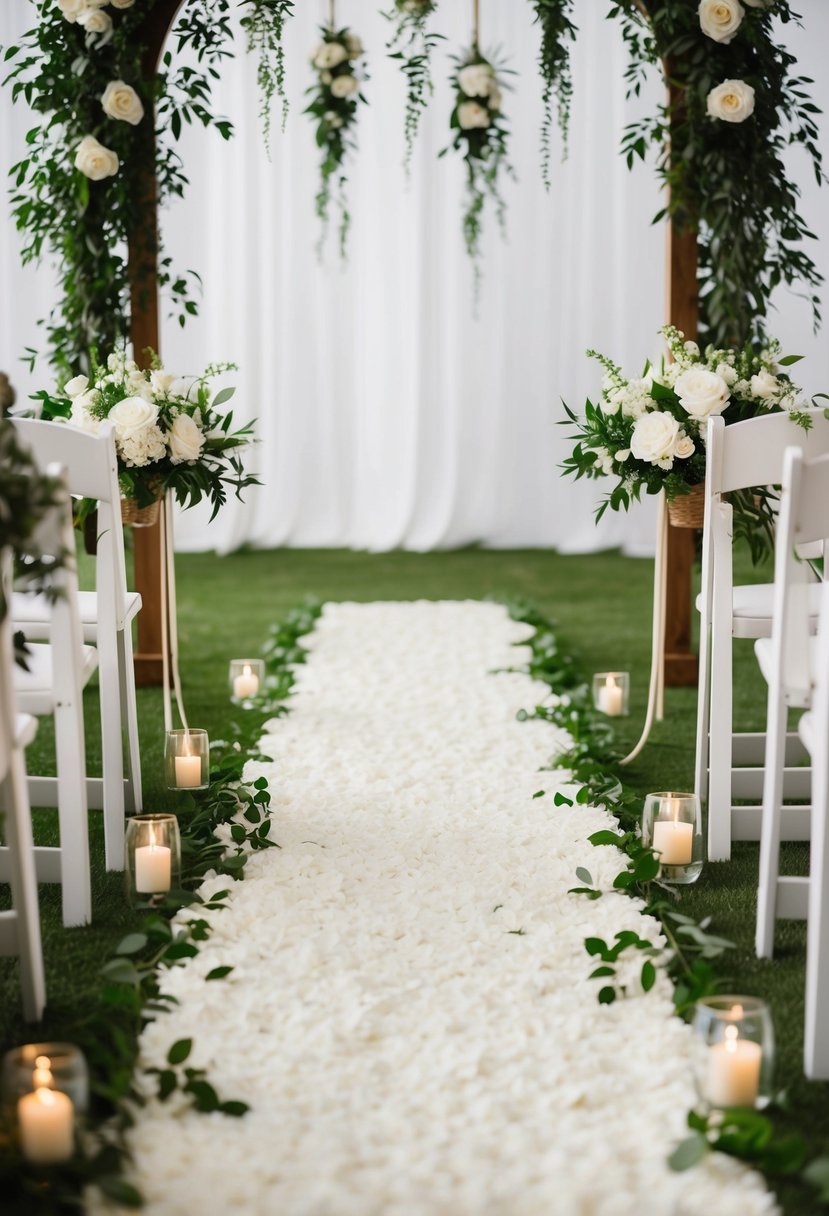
[306, 26, 368, 257]
[35, 352, 258, 524]
[563, 326, 816, 561]
[444, 48, 513, 269]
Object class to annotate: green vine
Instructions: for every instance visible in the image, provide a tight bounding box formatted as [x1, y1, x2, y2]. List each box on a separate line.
[239, 0, 295, 151]
[529, 0, 577, 185]
[305, 25, 368, 259]
[0, 598, 322, 1213]
[384, 0, 443, 174]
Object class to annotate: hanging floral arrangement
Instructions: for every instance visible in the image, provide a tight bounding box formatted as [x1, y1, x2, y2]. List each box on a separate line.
[444, 47, 513, 272]
[240, 0, 296, 152]
[306, 26, 368, 257]
[385, 0, 444, 173]
[530, 0, 577, 186]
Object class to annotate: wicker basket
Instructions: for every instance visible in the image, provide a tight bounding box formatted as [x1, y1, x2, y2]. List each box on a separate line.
[667, 483, 706, 529]
[121, 495, 161, 528]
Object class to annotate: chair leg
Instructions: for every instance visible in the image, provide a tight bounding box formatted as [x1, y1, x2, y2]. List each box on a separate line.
[755, 687, 789, 959]
[99, 645, 126, 873]
[1, 756, 46, 1021]
[805, 744, 829, 1078]
[53, 696, 92, 927]
[694, 615, 711, 807]
[707, 619, 733, 862]
[119, 626, 142, 816]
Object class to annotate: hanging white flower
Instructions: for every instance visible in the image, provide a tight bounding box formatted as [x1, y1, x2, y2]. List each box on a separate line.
[56, 0, 87, 22]
[101, 80, 145, 125]
[330, 74, 359, 100]
[698, 0, 745, 43]
[74, 135, 119, 181]
[110, 0, 136, 7]
[457, 101, 491, 130]
[312, 42, 348, 70]
[78, 7, 112, 37]
[344, 33, 364, 59]
[458, 63, 496, 99]
[706, 79, 756, 123]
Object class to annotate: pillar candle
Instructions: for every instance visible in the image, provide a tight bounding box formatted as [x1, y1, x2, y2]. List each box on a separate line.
[18, 1087, 74, 1164]
[135, 843, 172, 893]
[706, 1027, 762, 1108]
[652, 818, 694, 866]
[174, 754, 202, 788]
[598, 677, 623, 716]
[233, 664, 259, 699]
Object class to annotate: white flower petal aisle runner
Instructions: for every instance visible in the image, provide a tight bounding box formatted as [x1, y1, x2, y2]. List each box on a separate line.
[121, 602, 774, 1215]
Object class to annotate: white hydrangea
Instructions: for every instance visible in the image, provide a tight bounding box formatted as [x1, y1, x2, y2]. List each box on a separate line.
[117, 424, 167, 467]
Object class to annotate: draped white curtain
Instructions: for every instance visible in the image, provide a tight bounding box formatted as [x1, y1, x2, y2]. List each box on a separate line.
[2, 2, 828, 554]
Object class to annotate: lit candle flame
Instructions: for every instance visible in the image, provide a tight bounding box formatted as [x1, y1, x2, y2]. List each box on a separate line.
[243, 664, 252, 677]
[725, 1024, 739, 1053]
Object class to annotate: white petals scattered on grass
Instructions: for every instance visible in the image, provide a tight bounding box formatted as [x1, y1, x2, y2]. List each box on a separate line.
[122, 602, 775, 1215]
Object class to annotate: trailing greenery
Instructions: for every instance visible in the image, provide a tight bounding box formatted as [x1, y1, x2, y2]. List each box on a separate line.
[506, 596, 829, 1207]
[239, 0, 295, 151]
[305, 26, 368, 258]
[1, 1, 290, 379]
[529, 0, 577, 185]
[443, 47, 514, 275]
[0, 597, 321, 1213]
[384, 0, 443, 174]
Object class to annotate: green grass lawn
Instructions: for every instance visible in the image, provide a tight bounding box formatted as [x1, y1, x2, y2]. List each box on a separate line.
[2, 544, 826, 1212]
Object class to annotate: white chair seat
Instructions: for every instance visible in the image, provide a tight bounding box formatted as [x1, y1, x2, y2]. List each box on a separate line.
[12, 589, 142, 642]
[14, 715, 37, 750]
[799, 711, 816, 755]
[14, 644, 98, 715]
[755, 635, 819, 687]
[696, 582, 821, 639]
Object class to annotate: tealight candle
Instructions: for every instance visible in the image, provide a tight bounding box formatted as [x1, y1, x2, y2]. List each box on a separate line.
[598, 675, 624, 716]
[174, 753, 202, 788]
[706, 1024, 762, 1108]
[233, 663, 259, 699]
[652, 817, 694, 866]
[18, 1085, 74, 1164]
[134, 830, 172, 894]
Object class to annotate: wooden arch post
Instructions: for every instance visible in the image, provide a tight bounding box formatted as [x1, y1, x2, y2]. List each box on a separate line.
[129, 0, 184, 686]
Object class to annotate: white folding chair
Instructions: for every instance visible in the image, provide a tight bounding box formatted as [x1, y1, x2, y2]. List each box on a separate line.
[5, 464, 97, 927]
[0, 549, 46, 1021]
[694, 410, 829, 861]
[754, 447, 829, 953]
[10, 419, 143, 871]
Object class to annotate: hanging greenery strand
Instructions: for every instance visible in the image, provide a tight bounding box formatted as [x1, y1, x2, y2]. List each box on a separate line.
[239, 0, 296, 151]
[385, 1, 443, 175]
[529, 0, 577, 186]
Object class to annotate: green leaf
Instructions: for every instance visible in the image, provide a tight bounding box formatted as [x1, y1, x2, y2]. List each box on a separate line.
[668, 1134, 709, 1172]
[804, 1156, 829, 1200]
[588, 829, 623, 847]
[641, 960, 657, 992]
[206, 965, 234, 981]
[532, 789, 546, 799]
[219, 1100, 250, 1117]
[553, 791, 574, 807]
[598, 986, 616, 1005]
[116, 932, 148, 956]
[96, 1177, 143, 1208]
[167, 1038, 193, 1066]
[585, 937, 607, 957]
[575, 866, 593, 885]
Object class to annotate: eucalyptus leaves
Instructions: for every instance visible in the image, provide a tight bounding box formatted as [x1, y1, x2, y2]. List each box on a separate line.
[305, 26, 368, 257]
[446, 48, 513, 268]
[385, 0, 442, 172]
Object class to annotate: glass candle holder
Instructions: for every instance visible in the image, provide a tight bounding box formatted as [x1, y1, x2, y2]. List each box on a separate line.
[229, 658, 264, 702]
[2, 1043, 88, 1164]
[692, 996, 775, 1110]
[164, 728, 209, 791]
[592, 672, 630, 717]
[125, 814, 181, 905]
[642, 791, 703, 884]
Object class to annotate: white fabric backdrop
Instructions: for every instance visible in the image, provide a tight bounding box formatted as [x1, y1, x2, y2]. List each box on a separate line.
[2, 2, 828, 554]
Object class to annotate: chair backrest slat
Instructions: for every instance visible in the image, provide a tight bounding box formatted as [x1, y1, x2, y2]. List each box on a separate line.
[714, 410, 829, 495]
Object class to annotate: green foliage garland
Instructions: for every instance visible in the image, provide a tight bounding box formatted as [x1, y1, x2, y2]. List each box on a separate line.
[385, 0, 443, 174]
[529, 0, 577, 185]
[305, 26, 368, 258]
[240, 0, 296, 152]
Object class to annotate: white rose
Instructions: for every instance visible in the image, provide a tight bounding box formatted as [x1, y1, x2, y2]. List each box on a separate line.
[706, 79, 755, 123]
[168, 413, 206, 465]
[458, 64, 495, 98]
[313, 42, 348, 70]
[74, 135, 119, 181]
[64, 374, 89, 397]
[101, 80, 145, 125]
[78, 7, 112, 35]
[150, 369, 177, 396]
[674, 367, 731, 420]
[57, 0, 87, 19]
[630, 412, 682, 469]
[749, 370, 780, 399]
[109, 396, 159, 439]
[743, 0, 773, 6]
[344, 33, 364, 59]
[675, 434, 696, 460]
[110, 0, 136, 7]
[715, 361, 738, 386]
[70, 390, 101, 434]
[698, 0, 745, 43]
[330, 74, 359, 99]
[458, 101, 491, 131]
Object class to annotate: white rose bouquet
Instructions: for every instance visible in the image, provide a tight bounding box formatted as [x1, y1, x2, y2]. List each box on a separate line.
[563, 326, 814, 559]
[36, 352, 258, 520]
[445, 48, 512, 269]
[305, 26, 367, 257]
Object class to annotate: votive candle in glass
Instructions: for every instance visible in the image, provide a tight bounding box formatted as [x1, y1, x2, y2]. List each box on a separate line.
[164, 728, 209, 791]
[592, 672, 630, 717]
[229, 658, 264, 702]
[642, 791, 703, 884]
[125, 813, 181, 905]
[692, 997, 774, 1110]
[2, 1043, 88, 1164]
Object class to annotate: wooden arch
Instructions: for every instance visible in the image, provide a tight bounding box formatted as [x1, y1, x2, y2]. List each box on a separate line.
[129, 2, 698, 689]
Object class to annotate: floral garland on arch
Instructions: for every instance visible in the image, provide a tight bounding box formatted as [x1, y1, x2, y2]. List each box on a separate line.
[562, 325, 824, 561]
[530, 0, 824, 347]
[305, 26, 368, 258]
[444, 49, 513, 273]
[384, 0, 443, 173]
